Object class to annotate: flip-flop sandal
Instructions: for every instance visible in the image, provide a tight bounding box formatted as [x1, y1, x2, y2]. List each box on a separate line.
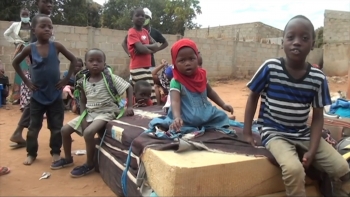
[9, 142, 26, 149]
[0, 167, 10, 176]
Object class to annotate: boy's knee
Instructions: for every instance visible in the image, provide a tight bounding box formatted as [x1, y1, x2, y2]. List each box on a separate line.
[61, 125, 72, 137]
[83, 128, 95, 139]
[27, 129, 39, 138]
[336, 160, 350, 180]
[30, 116, 42, 126]
[282, 162, 305, 180]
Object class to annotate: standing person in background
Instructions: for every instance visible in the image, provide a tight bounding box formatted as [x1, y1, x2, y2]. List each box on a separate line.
[9, 0, 54, 149]
[30, 0, 54, 43]
[126, 7, 159, 105]
[122, 7, 168, 71]
[62, 58, 83, 110]
[4, 8, 32, 105]
[0, 61, 10, 106]
[151, 59, 173, 104]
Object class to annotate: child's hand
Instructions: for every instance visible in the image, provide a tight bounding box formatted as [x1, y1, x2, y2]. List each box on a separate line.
[56, 78, 69, 90]
[243, 133, 257, 147]
[302, 151, 315, 169]
[24, 80, 38, 91]
[125, 107, 134, 116]
[161, 59, 167, 65]
[170, 117, 183, 132]
[222, 104, 234, 114]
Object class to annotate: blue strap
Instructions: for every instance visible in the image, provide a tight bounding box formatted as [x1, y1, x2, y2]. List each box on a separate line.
[122, 146, 133, 196]
[97, 128, 132, 197]
[97, 129, 108, 165]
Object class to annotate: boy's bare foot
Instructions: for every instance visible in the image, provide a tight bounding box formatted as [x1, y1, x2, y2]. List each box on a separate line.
[52, 154, 61, 162]
[23, 156, 36, 165]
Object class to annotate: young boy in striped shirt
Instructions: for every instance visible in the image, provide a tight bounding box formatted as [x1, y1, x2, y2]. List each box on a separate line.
[243, 15, 350, 197]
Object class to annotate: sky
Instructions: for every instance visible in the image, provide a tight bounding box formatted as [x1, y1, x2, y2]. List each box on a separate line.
[93, 0, 350, 30]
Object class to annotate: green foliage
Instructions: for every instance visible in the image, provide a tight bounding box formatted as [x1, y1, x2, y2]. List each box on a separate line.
[0, 0, 28, 21]
[315, 27, 324, 48]
[102, 0, 201, 35]
[0, 0, 201, 35]
[0, 0, 102, 28]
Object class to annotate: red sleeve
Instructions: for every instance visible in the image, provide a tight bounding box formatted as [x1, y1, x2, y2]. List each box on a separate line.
[147, 99, 153, 106]
[127, 28, 140, 46]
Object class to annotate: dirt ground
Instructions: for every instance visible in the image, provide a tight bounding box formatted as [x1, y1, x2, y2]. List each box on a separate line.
[0, 78, 348, 196]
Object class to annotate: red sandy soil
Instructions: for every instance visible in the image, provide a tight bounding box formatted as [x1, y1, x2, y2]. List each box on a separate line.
[0, 78, 347, 196]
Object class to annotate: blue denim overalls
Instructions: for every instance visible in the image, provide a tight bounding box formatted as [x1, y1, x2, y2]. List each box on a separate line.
[146, 84, 233, 138]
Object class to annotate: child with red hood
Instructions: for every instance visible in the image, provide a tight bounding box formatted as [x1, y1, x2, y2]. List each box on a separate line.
[146, 39, 234, 137]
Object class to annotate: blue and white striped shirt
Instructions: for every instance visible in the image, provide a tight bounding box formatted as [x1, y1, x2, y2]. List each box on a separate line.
[247, 58, 332, 146]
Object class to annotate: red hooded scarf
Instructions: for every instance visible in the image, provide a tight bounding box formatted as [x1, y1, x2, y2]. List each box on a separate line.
[171, 39, 207, 93]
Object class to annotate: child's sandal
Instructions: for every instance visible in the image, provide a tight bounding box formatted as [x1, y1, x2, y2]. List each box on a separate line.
[50, 158, 74, 170]
[70, 164, 95, 178]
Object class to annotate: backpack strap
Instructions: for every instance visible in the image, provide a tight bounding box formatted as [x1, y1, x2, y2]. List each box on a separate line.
[74, 74, 88, 130]
[74, 67, 126, 125]
[102, 67, 119, 100]
[102, 67, 125, 119]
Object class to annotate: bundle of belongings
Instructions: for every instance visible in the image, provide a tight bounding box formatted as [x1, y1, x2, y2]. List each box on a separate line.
[94, 106, 350, 197]
[326, 91, 350, 118]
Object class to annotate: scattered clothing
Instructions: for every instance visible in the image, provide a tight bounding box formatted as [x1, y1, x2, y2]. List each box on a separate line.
[329, 98, 350, 118]
[228, 119, 259, 133]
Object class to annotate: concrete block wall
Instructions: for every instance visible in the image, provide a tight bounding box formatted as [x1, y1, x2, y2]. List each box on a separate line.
[181, 37, 322, 78]
[323, 10, 350, 76]
[0, 20, 322, 83]
[0, 21, 178, 82]
[184, 22, 283, 42]
[324, 10, 350, 44]
[323, 43, 350, 76]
